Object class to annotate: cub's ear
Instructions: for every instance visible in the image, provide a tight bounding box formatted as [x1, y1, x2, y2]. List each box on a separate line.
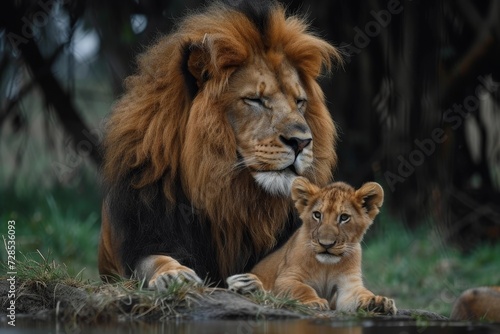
[355, 182, 384, 220]
[291, 177, 320, 212]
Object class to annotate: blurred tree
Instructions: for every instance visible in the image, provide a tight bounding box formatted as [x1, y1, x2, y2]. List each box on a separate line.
[1, 0, 101, 164]
[86, 0, 201, 94]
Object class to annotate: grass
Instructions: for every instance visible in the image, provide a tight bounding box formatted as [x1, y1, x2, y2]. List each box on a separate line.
[0, 176, 101, 280]
[1, 251, 207, 323]
[246, 290, 313, 315]
[362, 216, 500, 316]
[11, 250, 86, 285]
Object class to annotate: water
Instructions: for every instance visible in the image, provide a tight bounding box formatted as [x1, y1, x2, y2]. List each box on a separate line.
[2, 318, 500, 334]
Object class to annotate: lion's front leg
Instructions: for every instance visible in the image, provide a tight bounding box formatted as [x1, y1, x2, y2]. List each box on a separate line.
[136, 255, 203, 290]
[275, 278, 329, 310]
[226, 273, 265, 294]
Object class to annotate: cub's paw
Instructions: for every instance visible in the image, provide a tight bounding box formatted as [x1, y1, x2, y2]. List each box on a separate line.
[303, 297, 330, 311]
[359, 295, 397, 315]
[226, 273, 264, 295]
[148, 268, 203, 291]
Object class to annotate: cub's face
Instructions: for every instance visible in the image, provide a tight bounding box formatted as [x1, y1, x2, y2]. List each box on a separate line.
[226, 58, 314, 197]
[291, 177, 384, 265]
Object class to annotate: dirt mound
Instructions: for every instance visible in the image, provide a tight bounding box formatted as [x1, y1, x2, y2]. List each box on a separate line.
[0, 279, 448, 324]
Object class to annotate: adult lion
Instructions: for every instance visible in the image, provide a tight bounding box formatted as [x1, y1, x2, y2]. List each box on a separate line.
[98, 0, 341, 288]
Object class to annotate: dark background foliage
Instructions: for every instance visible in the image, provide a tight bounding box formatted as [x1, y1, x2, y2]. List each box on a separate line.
[1, 0, 499, 251]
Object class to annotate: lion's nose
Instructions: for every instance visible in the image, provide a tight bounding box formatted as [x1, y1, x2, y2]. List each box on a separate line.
[279, 136, 312, 155]
[318, 240, 336, 249]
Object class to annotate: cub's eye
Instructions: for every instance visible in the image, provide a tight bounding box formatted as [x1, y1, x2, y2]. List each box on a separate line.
[296, 98, 307, 109]
[338, 213, 351, 224]
[312, 211, 322, 221]
[243, 97, 265, 108]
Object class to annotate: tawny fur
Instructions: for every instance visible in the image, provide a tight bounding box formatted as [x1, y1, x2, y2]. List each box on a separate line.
[246, 177, 397, 313]
[451, 287, 500, 321]
[99, 2, 342, 282]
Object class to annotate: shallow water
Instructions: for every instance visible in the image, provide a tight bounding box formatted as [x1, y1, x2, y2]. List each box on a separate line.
[2, 318, 500, 334]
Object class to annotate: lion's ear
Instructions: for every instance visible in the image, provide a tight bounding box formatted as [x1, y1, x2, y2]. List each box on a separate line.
[185, 42, 210, 88]
[355, 182, 384, 220]
[180, 43, 205, 99]
[291, 177, 319, 212]
[186, 36, 248, 87]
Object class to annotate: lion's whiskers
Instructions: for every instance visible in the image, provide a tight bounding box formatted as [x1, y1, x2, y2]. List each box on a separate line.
[232, 156, 262, 173]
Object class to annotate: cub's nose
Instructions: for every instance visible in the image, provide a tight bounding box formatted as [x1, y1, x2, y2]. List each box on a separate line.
[318, 240, 337, 249]
[279, 136, 312, 155]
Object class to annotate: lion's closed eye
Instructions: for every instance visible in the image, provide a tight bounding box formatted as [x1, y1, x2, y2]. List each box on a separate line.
[296, 98, 307, 109]
[243, 97, 266, 108]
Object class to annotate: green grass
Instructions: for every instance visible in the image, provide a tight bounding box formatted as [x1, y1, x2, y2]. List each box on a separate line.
[1, 177, 101, 280]
[362, 217, 500, 316]
[10, 250, 86, 285]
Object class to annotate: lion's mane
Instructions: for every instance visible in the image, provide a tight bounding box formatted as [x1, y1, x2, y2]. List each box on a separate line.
[101, 1, 341, 281]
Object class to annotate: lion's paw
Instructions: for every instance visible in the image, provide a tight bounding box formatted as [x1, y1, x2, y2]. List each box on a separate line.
[148, 268, 203, 291]
[359, 295, 397, 315]
[226, 273, 265, 295]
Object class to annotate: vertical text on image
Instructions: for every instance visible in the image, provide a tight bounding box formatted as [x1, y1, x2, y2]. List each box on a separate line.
[5, 220, 17, 326]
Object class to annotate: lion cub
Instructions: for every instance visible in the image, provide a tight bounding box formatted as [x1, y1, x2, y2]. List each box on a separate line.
[227, 177, 397, 314]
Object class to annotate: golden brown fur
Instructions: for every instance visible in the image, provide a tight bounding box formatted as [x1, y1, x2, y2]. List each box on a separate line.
[98, 2, 341, 286]
[228, 177, 396, 314]
[450, 287, 500, 321]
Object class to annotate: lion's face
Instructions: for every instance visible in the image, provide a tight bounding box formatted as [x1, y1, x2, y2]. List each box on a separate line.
[291, 177, 384, 265]
[225, 58, 314, 196]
